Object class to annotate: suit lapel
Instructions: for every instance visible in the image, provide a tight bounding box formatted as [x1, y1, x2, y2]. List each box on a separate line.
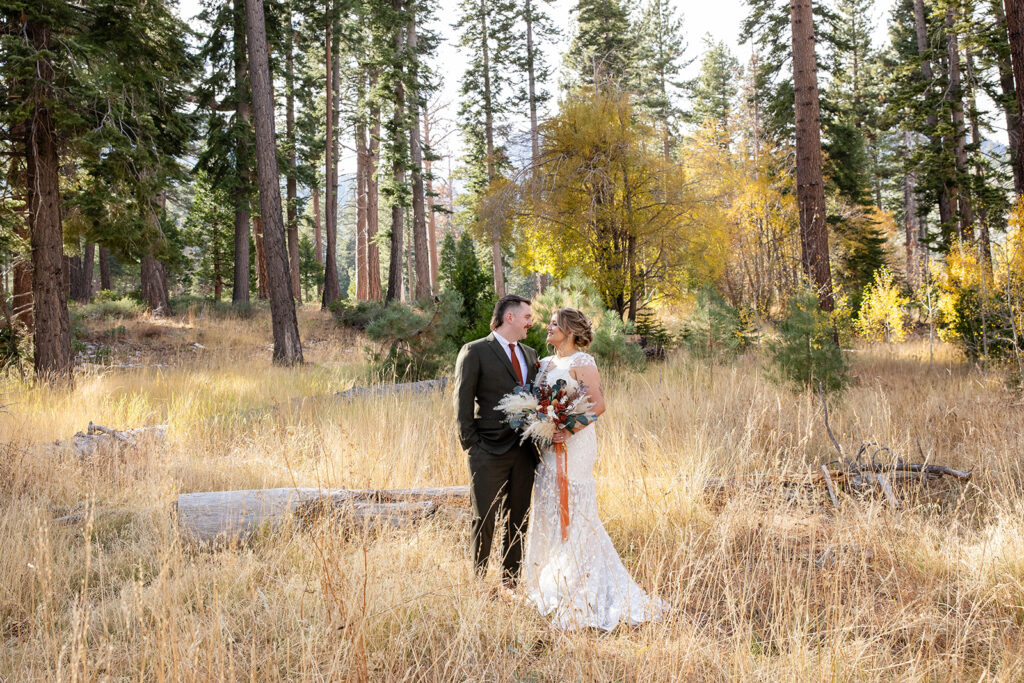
[487, 334, 520, 384]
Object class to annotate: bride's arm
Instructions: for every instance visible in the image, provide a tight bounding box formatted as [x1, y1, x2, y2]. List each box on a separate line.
[552, 359, 605, 444]
[571, 364, 606, 418]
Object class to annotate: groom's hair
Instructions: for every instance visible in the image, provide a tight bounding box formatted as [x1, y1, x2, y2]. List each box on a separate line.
[490, 294, 531, 330]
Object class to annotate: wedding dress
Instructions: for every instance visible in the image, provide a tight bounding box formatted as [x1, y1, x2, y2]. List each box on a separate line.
[522, 351, 667, 630]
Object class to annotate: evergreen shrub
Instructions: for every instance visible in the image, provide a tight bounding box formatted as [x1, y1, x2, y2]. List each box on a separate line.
[766, 288, 849, 394]
[679, 288, 747, 360]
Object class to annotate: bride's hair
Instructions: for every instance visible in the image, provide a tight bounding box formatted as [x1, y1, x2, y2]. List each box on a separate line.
[554, 308, 593, 348]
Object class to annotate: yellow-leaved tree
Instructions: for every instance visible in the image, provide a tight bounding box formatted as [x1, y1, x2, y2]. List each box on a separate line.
[855, 267, 909, 343]
[682, 126, 802, 318]
[511, 87, 726, 320]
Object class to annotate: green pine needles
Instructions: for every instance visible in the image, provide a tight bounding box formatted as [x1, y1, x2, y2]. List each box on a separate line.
[767, 288, 849, 394]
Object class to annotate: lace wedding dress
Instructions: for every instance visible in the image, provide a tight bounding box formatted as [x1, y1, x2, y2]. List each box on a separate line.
[522, 351, 667, 630]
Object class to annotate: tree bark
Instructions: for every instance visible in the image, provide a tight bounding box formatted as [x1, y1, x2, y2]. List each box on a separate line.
[356, 113, 369, 300]
[312, 184, 323, 297]
[233, 0, 252, 306]
[992, 0, 1023, 194]
[386, 0, 406, 304]
[367, 99, 382, 300]
[789, 0, 834, 311]
[945, 6, 973, 241]
[69, 252, 86, 303]
[913, 0, 955, 231]
[903, 131, 924, 289]
[524, 0, 540, 166]
[13, 217, 33, 332]
[82, 242, 94, 302]
[321, 9, 342, 308]
[408, 16, 430, 301]
[1006, 0, 1024, 190]
[423, 106, 439, 293]
[965, 51, 992, 268]
[246, 0, 304, 365]
[254, 216, 268, 299]
[26, 18, 72, 381]
[480, 0, 505, 297]
[99, 247, 112, 291]
[285, 14, 300, 301]
[8, 120, 33, 332]
[141, 251, 172, 316]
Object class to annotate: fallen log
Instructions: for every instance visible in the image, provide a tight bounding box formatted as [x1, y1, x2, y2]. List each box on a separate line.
[174, 485, 469, 546]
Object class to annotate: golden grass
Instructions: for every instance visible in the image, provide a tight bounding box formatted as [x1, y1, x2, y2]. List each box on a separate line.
[1, 312, 1023, 680]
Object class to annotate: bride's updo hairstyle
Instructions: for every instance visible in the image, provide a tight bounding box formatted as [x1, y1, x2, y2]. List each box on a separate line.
[554, 307, 593, 348]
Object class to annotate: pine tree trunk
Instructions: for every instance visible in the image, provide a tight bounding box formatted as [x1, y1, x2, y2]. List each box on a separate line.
[789, 0, 834, 311]
[368, 102, 382, 300]
[525, 0, 540, 166]
[233, 0, 252, 306]
[26, 18, 72, 381]
[423, 108, 439, 293]
[246, 0, 304, 365]
[285, 16, 300, 301]
[993, 0, 1023, 194]
[903, 131, 924, 289]
[356, 116, 369, 300]
[387, 1, 406, 304]
[945, 7, 973, 241]
[254, 216, 268, 299]
[214, 239, 223, 301]
[1006, 0, 1024, 191]
[913, 0, 954, 230]
[81, 242, 94, 302]
[13, 218, 33, 332]
[313, 185, 323, 297]
[408, 17, 430, 301]
[69, 251, 87, 303]
[99, 247, 112, 291]
[141, 250, 172, 317]
[8, 120, 33, 333]
[480, 0, 505, 297]
[966, 52, 993, 269]
[321, 6, 341, 308]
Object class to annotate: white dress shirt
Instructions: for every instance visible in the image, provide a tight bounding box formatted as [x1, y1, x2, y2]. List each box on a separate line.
[492, 329, 528, 383]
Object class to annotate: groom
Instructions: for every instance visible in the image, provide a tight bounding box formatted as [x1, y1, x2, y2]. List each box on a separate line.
[453, 294, 539, 587]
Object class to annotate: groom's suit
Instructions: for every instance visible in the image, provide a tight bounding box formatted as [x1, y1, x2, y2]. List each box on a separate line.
[454, 333, 539, 583]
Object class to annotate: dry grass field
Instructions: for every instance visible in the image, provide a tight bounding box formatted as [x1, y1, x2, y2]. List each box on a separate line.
[1, 306, 1023, 681]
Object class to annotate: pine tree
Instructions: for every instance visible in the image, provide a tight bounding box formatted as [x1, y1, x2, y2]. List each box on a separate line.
[514, 0, 558, 164]
[2, 0, 196, 378]
[790, 0, 835, 311]
[690, 39, 739, 133]
[455, 0, 516, 296]
[246, 0, 304, 364]
[633, 0, 690, 158]
[564, 0, 634, 88]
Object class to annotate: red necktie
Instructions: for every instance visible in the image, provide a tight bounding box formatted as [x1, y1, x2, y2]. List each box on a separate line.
[509, 343, 524, 385]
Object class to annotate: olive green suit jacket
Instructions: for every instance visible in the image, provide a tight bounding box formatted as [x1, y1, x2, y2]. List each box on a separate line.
[453, 333, 539, 455]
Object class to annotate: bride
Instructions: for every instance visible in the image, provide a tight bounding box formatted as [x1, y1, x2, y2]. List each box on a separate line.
[521, 307, 667, 630]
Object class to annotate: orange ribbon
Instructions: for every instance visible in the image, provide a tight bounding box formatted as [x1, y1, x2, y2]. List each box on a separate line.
[555, 441, 569, 541]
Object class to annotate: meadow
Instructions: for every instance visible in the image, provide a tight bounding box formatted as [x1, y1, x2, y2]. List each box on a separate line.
[1, 306, 1022, 681]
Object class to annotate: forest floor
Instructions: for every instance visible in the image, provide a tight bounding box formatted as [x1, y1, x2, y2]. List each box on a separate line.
[1, 305, 1023, 681]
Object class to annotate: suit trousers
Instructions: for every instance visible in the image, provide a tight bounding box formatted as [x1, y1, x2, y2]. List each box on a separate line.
[467, 442, 536, 583]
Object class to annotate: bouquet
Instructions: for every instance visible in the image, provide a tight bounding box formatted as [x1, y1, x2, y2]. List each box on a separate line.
[496, 375, 597, 541]
[496, 377, 598, 447]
